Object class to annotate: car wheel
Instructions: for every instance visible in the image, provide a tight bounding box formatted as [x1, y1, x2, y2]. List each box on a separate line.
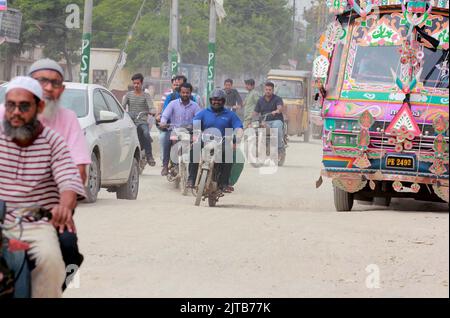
[84, 153, 100, 203]
[116, 158, 139, 200]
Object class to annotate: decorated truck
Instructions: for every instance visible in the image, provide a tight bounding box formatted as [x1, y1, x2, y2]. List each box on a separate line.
[313, 0, 449, 211]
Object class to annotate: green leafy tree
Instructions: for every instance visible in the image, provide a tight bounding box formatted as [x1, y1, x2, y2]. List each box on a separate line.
[5, 0, 84, 81]
[93, 0, 293, 77]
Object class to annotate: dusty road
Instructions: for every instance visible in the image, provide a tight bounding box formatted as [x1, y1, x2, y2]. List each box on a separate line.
[65, 138, 449, 298]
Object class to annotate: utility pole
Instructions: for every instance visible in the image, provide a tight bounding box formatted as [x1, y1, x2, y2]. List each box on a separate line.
[170, 0, 179, 77]
[207, 0, 217, 101]
[80, 0, 93, 84]
[107, 0, 147, 88]
[291, 0, 296, 61]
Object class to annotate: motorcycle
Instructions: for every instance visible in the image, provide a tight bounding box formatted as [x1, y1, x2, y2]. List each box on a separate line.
[193, 134, 228, 207]
[166, 126, 193, 196]
[248, 114, 288, 168]
[128, 111, 152, 174]
[0, 201, 53, 298]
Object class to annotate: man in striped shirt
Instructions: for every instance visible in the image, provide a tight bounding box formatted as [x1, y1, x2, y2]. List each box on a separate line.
[122, 73, 156, 166]
[0, 77, 85, 297]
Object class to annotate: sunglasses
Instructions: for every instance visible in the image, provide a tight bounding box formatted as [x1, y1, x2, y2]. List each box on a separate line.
[5, 101, 34, 113]
[34, 77, 64, 89]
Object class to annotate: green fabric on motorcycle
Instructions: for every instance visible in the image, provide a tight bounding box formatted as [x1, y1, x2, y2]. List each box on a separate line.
[229, 148, 245, 186]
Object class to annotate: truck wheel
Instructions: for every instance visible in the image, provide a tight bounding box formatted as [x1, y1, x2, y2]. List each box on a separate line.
[116, 158, 139, 200]
[334, 185, 354, 212]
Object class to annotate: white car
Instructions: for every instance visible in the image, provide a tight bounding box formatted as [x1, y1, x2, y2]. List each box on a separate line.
[0, 82, 142, 203]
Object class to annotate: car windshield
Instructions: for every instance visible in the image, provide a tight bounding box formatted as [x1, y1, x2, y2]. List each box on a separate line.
[272, 80, 303, 99]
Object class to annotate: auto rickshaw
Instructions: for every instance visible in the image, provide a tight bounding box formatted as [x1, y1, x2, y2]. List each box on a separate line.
[267, 69, 312, 142]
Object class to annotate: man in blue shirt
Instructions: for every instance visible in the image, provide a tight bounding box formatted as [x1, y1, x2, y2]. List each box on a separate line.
[160, 83, 201, 176]
[162, 75, 198, 111]
[188, 89, 243, 193]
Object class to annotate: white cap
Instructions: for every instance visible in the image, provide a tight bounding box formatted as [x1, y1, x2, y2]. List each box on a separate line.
[6, 76, 44, 101]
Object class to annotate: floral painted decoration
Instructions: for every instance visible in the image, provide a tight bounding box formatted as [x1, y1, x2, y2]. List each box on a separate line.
[327, 0, 348, 14]
[353, 110, 375, 168]
[428, 115, 449, 175]
[349, 0, 375, 26]
[388, 125, 416, 152]
[401, 0, 433, 29]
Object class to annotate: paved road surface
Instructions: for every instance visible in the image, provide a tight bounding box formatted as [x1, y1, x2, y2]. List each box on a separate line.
[65, 138, 449, 298]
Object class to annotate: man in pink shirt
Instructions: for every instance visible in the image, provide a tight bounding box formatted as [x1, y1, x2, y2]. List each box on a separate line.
[28, 59, 91, 184]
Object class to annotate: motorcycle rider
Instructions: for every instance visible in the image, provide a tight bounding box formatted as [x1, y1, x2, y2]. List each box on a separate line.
[187, 89, 243, 193]
[0, 58, 89, 291]
[224, 79, 243, 121]
[253, 82, 285, 160]
[159, 83, 202, 176]
[0, 77, 85, 297]
[122, 73, 157, 166]
[242, 79, 259, 128]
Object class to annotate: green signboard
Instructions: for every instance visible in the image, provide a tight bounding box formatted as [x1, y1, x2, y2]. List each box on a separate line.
[207, 42, 216, 102]
[80, 33, 91, 84]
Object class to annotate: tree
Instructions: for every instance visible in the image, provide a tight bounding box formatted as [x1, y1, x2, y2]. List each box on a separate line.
[5, 0, 84, 81]
[92, 0, 293, 77]
[3, 0, 297, 80]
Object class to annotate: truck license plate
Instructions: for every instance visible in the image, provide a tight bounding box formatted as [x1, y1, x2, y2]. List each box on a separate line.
[386, 156, 415, 169]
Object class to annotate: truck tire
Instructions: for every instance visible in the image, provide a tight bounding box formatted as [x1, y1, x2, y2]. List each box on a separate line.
[334, 185, 354, 212]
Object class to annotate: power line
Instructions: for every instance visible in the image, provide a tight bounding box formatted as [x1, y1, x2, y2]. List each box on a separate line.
[107, 0, 147, 88]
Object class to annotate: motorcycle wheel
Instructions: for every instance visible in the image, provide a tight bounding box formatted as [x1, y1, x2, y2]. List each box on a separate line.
[180, 162, 188, 196]
[248, 136, 262, 168]
[195, 169, 208, 206]
[278, 150, 286, 166]
[208, 196, 217, 207]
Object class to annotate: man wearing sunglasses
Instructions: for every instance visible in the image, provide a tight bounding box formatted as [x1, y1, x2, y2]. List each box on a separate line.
[0, 59, 89, 293]
[27, 59, 91, 185]
[0, 76, 86, 297]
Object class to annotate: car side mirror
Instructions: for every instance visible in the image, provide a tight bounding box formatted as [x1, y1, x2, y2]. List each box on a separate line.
[97, 110, 119, 124]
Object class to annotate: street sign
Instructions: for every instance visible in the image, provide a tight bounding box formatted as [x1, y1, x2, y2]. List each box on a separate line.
[0, 8, 22, 44]
[170, 50, 179, 77]
[80, 33, 91, 83]
[0, 0, 7, 11]
[207, 42, 216, 101]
